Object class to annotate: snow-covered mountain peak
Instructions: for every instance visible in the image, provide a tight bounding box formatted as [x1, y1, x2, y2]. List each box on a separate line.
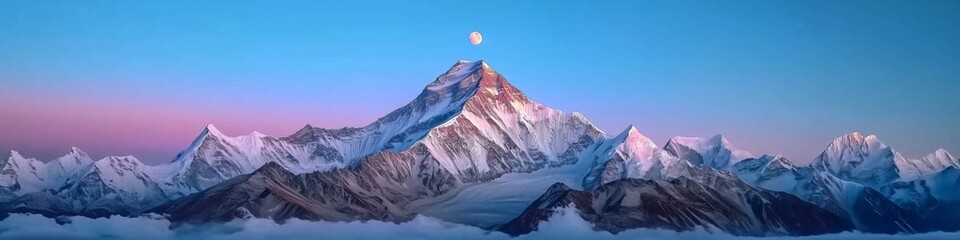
[582, 126, 691, 188]
[896, 148, 960, 181]
[249, 131, 266, 138]
[925, 148, 955, 162]
[2, 150, 48, 193]
[51, 147, 93, 168]
[812, 132, 901, 186]
[663, 134, 753, 169]
[616, 125, 656, 148]
[67, 146, 85, 155]
[426, 60, 487, 91]
[94, 155, 144, 170]
[202, 124, 225, 137]
[6, 150, 24, 161]
[3, 150, 42, 169]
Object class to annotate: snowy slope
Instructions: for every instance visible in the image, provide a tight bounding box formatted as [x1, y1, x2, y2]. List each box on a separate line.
[581, 126, 692, 189]
[664, 134, 754, 169]
[151, 60, 609, 228]
[896, 149, 959, 181]
[732, 154, 925, 233]
[811, 132, 905, 186]
[44, 147, 95, 189]
[811, 133, 958, 186]
[0, 151, 47, 194]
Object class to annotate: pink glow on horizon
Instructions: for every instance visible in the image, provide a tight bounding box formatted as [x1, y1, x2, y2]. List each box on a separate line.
[0, 94, 377, 164]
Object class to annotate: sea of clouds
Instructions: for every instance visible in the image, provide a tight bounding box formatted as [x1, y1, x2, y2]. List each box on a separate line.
[1, 209, 958, 240]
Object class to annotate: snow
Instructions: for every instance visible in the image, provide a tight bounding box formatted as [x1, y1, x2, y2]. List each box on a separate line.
[813, 132, 958, 185]
[409, 143, 598, 228]
[811, 132, 902, 186]
[665, 134, 753, 169]
[3, 59, 958, 237]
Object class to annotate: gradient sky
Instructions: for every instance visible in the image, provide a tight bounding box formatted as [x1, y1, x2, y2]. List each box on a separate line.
[1, 0, 958, 165]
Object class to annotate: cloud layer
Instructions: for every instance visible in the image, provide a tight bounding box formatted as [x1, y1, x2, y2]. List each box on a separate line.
[1, 209, 958, 240]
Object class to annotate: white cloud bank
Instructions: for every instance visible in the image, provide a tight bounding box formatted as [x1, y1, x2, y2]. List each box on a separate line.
[0, 209, 957, 240]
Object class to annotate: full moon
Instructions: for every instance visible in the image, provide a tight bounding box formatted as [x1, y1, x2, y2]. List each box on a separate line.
[469, 31, 483, 45]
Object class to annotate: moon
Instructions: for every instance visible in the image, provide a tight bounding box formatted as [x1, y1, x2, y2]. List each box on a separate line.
[469, 31, 482, 45]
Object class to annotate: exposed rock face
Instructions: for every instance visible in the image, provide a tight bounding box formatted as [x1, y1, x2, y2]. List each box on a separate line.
[502, 171, 853, 236]
[151, 145, 459, 223]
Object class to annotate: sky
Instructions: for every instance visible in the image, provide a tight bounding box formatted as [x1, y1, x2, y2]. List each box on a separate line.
[1, 0, 958, 165]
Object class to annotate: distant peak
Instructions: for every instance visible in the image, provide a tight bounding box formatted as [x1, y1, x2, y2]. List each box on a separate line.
[935, 148, 948, 154]
[926, 148, 954, 160]
[64, 147, 90, 158]
[620, 125, 645, 138]
[204, 124, 224, 136]
[7, 150, 22, 159]
[834, 132, 877, 143]
[615, 125, 654, 145]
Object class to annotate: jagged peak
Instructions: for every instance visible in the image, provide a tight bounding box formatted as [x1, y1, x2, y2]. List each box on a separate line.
[293, 124, 315, 135]
[65, 146, 89, 157]
[7, 150, 23, 160]
[53, 147, 93, 165]
[249, 131, 266, 138]
[920, 148, 957, 163]
[765, 154, 792, 164]
[667, 135, 726, 149]
[932, 148, 952, 157]
[826, 132, 888, 151]
[616, 125, 653, 144]
[425, 60, 508, 93]
[94, 155, 144, 169]
[203, 124, 224, 137]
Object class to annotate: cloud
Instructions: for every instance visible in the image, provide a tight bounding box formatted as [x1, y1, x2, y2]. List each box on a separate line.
[0, 209, 957, 240]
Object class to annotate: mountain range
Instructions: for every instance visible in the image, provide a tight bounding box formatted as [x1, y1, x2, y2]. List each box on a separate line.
[2, 60, 958, 236]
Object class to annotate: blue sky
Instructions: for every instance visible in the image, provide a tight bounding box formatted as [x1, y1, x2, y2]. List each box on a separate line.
[1, 0, 958, 163]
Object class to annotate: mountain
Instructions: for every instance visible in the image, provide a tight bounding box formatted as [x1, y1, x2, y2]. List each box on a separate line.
[1, 153, 170, 217]
[165, 60, 604, 194]
[810, 132, 906, 187]
[148, 60, 605, 226]
[501, 169, 853, 236]
[881, 165, 960, 231]
[809, 132, 957, 186]
[3, 60, 605, 219]
[896, 149, 960, 181]
[663, 134, 753, 169]
[1, 151, 48, 194]
[581, 126, 692, 189]
[151, 146, 457, 223]
[731, 154, 926, 233]
[2, 60, 958, 237]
